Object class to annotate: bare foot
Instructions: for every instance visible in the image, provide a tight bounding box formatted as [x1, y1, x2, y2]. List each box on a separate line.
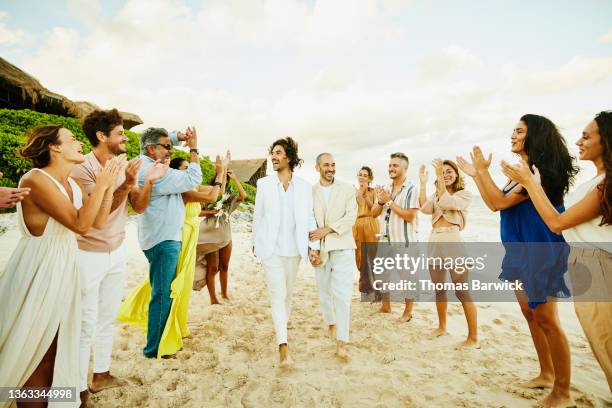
[519, 374, 555, 389]
[335, 341, 349, 362]
[539, 389, 575, 407]
[210, 299, 220, 305]
[327, 324, 336, 340]
[279, 344, 292, 368]
[431, 327, 447, 338]
[376, 306, 391, 314]
[398, 314, 413, 322]
[456, 338, 480, 349]
[89, 372, 128, 393]
[80, 390, 93, 408]
[221, 295, 230, 301]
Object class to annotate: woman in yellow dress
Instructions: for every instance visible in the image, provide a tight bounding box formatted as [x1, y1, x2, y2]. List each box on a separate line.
[352, 166, 379, 295]
[118, 157, 223, 358]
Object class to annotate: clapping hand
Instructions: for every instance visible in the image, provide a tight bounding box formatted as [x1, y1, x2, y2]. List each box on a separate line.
[124, 157, 142, 186]
[418, 164, 428, 185]
[501, 159, 540, 186]
[375, 186, 391, 205]
[214, 154, 223, 174]
[456, 156, 476, 177]
[146, 159, 170, 182]
[471, 146, 492, 172]
[96, 156, 122, 190]
[186, 127, 198, 149]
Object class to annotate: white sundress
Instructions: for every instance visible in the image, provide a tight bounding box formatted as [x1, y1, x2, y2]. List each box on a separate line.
[0, 168, 82, 408]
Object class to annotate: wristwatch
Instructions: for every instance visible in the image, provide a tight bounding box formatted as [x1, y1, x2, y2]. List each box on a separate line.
[384, 201, 392, 209]
[190, 148, 199, 154]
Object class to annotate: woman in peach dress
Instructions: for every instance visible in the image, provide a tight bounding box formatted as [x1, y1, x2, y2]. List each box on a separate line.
[352, 166, 379, 295]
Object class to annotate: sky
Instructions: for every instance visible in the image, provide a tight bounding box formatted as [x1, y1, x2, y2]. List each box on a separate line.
[1, 0, 611, 187]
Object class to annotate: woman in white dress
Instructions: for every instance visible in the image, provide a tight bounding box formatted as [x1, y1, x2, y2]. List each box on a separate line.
[0, 125, 120, 407]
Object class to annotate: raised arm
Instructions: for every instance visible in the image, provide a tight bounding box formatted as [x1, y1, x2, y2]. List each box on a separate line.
[129, 159, 169, 213]
[502, 160, 602, 234]
[23, 160, 120, 235]
[227, 169, 247, 201]
[110, 157, 141, 213]
[457, 146, 527, 212]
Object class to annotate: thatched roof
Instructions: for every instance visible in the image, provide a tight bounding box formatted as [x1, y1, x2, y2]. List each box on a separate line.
[230, 158, 267, 184]
[0, 57, 143, 129]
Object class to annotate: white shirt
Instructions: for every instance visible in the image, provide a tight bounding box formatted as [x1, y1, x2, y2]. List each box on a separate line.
[321, 185, 333, 206]
[563, 174, 612, 253]
[273, 179, 300, 257]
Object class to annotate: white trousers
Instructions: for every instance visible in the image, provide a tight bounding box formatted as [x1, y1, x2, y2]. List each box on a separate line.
[77, 245, 126, 391]
[315, 249, 355, 342]
[262, 255, 301, 345]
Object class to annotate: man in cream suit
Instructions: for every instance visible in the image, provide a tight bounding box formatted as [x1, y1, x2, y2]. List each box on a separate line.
[309, 153, 358, 360]
[252, 137, 319, 367]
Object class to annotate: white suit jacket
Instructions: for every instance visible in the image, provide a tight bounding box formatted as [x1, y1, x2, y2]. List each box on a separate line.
[252, 174, 319, 260]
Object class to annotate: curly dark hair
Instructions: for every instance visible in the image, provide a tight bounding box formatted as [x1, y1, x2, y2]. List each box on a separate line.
[520, 114, 579, 207]
[594, 111, 612, 226]
[19, 125, 63, 168]
[269, 137, 303, 171]
[82, 108, 123, 147]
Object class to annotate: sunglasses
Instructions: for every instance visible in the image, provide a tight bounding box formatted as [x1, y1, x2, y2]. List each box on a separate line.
[155, 143, 173, 151]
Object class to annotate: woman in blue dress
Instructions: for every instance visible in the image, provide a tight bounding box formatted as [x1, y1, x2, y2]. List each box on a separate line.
[457, 114, 579, 408]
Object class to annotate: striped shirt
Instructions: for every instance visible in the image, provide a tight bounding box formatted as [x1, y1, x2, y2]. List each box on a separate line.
[378, 180, 420, 244]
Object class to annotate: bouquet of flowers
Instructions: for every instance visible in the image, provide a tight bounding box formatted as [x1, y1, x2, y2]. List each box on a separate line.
[203, 179, 238, 228]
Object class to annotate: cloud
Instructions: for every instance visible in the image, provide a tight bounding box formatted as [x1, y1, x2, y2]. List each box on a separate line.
[0, 11, 29, 45]
[504, 55, 612, 94]
[418, 45, 483, 81]
[8, 0, 608, 189]
[599, 27, 612, 44]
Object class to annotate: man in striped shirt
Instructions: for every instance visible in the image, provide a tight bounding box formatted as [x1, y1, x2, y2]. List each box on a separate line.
[372, 152, 420, 320]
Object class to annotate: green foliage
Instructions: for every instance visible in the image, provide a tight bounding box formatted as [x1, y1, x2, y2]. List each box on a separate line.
[0, 108, 255, 209]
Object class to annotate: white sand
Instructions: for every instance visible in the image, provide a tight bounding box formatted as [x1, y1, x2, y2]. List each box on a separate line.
[0, 213, 610, 407]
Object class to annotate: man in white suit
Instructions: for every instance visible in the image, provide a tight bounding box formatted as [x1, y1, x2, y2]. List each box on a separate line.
[252, 137, 319, 367]
[309, 153, 358, 360]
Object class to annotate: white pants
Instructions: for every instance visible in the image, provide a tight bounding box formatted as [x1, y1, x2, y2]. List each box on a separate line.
[77, 245, 126, 391]
[315, 249, 355, 342]
[262, 255, 301, 345]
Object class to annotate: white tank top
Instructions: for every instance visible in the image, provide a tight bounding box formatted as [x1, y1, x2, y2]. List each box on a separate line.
[562, 174, 612, 253]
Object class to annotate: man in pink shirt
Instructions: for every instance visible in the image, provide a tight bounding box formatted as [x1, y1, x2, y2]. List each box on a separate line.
[71, 109, 170, 406]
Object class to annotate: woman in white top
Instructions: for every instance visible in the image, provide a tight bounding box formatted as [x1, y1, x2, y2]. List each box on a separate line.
[502, 110, 612, 393]
[0, 125, 119, 407]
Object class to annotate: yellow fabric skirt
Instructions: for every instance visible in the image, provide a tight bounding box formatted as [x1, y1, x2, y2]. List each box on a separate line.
[117, 201, 201, 358]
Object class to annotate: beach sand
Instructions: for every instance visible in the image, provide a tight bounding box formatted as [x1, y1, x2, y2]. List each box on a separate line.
[0, 212, 610, 407]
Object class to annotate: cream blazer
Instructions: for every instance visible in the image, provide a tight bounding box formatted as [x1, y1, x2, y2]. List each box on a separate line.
[312, 180, 358, 265]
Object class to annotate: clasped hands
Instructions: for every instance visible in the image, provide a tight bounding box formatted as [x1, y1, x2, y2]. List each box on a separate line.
[308, 226, 334, 267]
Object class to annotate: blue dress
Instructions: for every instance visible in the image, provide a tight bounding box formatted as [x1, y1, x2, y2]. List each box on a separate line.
[499, 183, 570, 308]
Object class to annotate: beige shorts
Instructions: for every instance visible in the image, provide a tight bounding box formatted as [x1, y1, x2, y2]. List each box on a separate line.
[427, 226, 467, 269]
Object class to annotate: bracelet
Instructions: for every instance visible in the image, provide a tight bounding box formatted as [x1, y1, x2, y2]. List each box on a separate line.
[213, 181, 222, 186]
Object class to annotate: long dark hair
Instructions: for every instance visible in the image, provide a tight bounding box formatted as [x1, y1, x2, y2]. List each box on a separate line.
[520, 114, 579, 207]
[594, 111, 612, 226]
